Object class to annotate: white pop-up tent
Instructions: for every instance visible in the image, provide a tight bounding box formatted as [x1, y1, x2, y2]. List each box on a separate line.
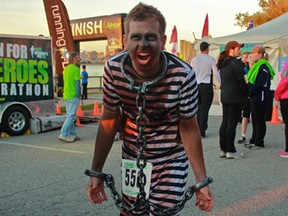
[194, 12, 288, 89]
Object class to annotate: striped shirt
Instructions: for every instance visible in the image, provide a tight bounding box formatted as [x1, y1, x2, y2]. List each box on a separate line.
[103, 51, 198, 162]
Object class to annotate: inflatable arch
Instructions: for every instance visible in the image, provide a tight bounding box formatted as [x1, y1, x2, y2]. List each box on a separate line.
[70, 14, 126, 56]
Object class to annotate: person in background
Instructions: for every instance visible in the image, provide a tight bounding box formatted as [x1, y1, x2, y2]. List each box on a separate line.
[274, 62, 288, 158]
[58, 52, 81, 143]
[190, 41, 220, 138]
[81, 65, 89, 99]
[242, 52, 249, 61]
[86, 3, 213, 215]
[218, 41, 248, 159]
[246, 45, 275, 150]
[241, 52, 249, 70]
[235, 52, 248, 121]
[238, 52, 255, 144]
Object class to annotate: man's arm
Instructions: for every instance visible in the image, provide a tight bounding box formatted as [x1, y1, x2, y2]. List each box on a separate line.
[179, 116, 206, 181]
[179, 116, 214, 211]
[91, 108, 120, 172]
[211, 57, 221, 85]
[87, 108, 120, 204]
[76, 80, 81, 98]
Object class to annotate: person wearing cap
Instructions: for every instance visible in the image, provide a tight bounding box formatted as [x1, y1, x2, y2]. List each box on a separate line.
[190, 41, 220, 138]
[218, 41, 248, 159]
[246, 45, 275, 150]
[274, 62, 288, 158]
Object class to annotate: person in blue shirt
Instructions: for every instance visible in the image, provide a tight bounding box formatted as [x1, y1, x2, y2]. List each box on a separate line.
[81, 65, 89, 99]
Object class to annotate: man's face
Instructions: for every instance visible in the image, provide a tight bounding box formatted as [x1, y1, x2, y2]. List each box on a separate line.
[124, 19, 166, 78]
[73, 55, 81, 67]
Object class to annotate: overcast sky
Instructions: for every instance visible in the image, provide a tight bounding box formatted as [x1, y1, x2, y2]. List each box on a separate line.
[1, 0, 260, 51]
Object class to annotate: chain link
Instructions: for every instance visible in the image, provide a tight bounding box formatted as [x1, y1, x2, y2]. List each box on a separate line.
[135, 85, 148, 202]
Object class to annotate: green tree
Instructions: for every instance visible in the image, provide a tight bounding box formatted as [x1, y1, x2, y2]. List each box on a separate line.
[235, 0, 288, 29]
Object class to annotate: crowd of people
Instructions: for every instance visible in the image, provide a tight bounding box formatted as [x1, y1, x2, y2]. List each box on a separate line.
[56, 3, 287, 215]
[191, 40, 287, 159]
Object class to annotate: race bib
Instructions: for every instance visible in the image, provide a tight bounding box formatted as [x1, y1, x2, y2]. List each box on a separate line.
[122, 159, 152, 199]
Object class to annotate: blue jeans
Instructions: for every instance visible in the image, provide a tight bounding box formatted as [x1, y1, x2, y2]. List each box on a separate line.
[60, 97, 80, 137]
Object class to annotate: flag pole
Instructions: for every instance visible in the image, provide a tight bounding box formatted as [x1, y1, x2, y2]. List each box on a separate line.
[192, 32, 196, 40]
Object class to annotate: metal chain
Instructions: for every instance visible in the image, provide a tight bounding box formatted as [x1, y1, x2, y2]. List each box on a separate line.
[85, 81, 213, 214]
[85, 169, 213, 215]
[135, 84, 149, 209]
[85, 52, 213, 215]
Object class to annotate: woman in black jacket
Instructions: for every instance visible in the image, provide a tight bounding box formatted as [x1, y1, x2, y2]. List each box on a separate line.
[218, 41, 249, 159]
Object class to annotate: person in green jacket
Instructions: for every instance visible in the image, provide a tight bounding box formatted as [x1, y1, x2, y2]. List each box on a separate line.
[245, 45, 275, 150]
[58, 52, 81, 143]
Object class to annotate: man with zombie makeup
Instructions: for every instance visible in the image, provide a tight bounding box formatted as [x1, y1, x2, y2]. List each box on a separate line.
[86, 3, 213, 215]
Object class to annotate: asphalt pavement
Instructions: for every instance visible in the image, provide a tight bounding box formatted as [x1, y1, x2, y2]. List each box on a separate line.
[1, 97, 288, 215]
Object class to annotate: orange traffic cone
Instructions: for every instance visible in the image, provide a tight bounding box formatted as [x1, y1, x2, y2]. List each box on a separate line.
[56, 104, 62, 115]
[270, 104, 281, 124]
[101, 105, 104, 114]
[92, 101, 101, 116]
[76, 118, 83, 127]
[77, 105, 83, 117]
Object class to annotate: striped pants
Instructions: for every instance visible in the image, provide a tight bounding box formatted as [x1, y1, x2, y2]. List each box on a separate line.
[120, 155, 188, 216]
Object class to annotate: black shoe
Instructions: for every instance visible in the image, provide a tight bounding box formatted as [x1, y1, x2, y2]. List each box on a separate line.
[238, 136, 247, 144]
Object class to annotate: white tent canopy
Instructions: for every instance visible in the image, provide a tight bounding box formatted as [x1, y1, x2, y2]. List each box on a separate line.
[199, 12, 288, 45]
[194, 12, 288, 89]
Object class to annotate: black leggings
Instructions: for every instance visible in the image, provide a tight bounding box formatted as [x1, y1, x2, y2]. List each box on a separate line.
[219, 103, 242, 153]
[280, 99, 288, 152]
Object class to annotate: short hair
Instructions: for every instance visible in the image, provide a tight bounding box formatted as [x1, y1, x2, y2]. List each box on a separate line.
[200, 42, 210, 52]
[69, 52, 79, 64]
[251, 45, 269, 60]
[124, 3, 166, 36]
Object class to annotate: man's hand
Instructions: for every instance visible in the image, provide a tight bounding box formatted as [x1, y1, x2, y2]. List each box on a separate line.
[195, 186, 214, 211]
[87, 177, 108, 204]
